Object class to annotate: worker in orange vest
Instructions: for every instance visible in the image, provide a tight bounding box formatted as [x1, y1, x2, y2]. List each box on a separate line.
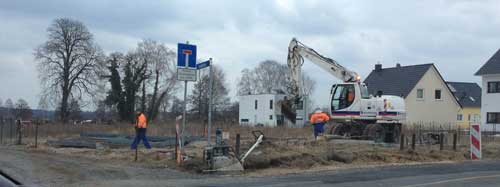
[310, 108, 330, 140]
[131, 111, 151, 150]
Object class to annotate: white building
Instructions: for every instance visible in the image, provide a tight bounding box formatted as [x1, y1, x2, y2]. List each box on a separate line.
[239, 94, 292, 127]
[475, 49, 500, 131]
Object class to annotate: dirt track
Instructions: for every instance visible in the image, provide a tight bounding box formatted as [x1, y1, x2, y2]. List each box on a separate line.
[0, 146, 196, 186]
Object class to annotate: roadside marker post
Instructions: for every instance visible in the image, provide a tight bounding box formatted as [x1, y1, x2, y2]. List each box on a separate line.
[470, 124, 481, 160]
[177, 42, 197, 160]
[175, 115, 182, 165]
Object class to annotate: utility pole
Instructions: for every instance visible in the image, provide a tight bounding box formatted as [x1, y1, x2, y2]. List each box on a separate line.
[207, 58, 213, 146]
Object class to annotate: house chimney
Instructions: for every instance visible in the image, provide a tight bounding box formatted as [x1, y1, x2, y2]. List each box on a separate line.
[375, 63, 382, 71]
[396, 63, 401, 68]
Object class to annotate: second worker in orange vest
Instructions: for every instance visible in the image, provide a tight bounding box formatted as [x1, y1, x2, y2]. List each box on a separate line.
[131, 111, 152, 149]
[310, 108, 330, 140]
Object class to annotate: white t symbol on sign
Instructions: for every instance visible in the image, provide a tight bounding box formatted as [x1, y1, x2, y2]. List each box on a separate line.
[182, 49, 192, 68]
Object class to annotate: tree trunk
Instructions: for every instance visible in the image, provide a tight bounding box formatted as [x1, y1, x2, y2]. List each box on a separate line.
[141, 80, 146, 113]
[147, 70, 160, 122]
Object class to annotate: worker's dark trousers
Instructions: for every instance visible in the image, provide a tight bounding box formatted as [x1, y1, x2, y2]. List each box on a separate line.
[131, 128, 152, 149]
[313, 123, 326, 139]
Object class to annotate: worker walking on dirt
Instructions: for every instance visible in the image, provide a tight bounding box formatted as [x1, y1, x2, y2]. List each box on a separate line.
[131, 111, 152, 150]
[310, 108, 330, 140]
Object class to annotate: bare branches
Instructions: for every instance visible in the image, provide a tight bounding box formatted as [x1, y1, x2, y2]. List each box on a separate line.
[34, 18, 103, 123]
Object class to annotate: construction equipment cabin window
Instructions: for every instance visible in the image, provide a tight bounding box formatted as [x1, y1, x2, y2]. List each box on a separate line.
[487, 112, 500, 124]
[255, 100, 258, 110]
[331, 84, 355, 111]
[269, 100, 273, 110]
[435, 89, 442, 100]
[488, 81, 500, 93]
[417, 89, 424, 100]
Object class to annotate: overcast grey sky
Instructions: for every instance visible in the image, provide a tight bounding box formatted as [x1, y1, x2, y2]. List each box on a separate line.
[0, 0, 499, 109]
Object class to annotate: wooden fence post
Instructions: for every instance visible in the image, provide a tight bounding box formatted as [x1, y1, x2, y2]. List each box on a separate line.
[439, 132, 444, 151]
[400, 133, 405, 150]
[35, 120, 39, 148]
[453, 132, 457, 151]
[16, 119, 22, 145]
[412, 133, 416, 150]
[236, 134, 241, 157]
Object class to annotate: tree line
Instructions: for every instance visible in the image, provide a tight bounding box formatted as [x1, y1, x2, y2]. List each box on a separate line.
[34, 18, 234, 124]
[33, 18, 315, 124]
[0, 98, 33, 120]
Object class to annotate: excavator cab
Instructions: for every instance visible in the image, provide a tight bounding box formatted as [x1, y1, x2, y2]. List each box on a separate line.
[330, 83, 370, 113]
[330, 84, 356, 112]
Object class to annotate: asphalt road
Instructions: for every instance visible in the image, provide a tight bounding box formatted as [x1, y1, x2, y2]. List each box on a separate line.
[2, 147, 500, 186]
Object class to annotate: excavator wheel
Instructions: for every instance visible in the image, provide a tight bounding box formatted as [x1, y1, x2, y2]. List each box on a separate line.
[368, 124, 385, 143]
[391, 124, 401, 144]
[329, 124, 337, 135]
[332, 124, 349, 136]
[363, 124, 375, 139]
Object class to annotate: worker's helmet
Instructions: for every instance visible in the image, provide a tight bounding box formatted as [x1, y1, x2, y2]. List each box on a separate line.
[314, 108, 322, 113]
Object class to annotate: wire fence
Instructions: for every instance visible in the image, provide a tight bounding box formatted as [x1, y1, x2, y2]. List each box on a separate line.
[2, 118, 500, 153]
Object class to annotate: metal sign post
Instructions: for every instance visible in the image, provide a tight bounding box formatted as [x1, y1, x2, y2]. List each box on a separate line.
[177, 42, 197, 158]
[207, 58, 213, 146]
[196, 59, 213, 146]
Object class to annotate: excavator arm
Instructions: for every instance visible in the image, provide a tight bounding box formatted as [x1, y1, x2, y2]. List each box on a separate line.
[283, 38, 360, 125]
[287, 38, 360, 100]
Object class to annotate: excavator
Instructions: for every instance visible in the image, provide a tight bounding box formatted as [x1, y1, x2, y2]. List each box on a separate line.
[285, 38, 406, 142]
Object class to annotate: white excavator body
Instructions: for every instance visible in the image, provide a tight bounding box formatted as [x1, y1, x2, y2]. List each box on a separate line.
[287, 38, 405, 142]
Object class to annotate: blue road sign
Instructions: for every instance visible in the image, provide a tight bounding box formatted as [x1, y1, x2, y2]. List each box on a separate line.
[196, 60, 211, 69]
[177, 43, 197, 68]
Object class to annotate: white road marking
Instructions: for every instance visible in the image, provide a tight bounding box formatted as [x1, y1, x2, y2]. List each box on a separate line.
[401, 173, 500, 187]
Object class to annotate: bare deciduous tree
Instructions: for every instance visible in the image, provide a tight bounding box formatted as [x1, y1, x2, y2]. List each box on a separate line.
[15, 99, 32, 120]
[4, 98, 14, 118]
[137, 40, 179, 121]
[237, 60, 315, 97]
[35, 18, 104, 123]
[190, 65, 230, 120]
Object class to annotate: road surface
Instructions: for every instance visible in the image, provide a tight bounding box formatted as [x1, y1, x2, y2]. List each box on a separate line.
[1, 147, 500, 186]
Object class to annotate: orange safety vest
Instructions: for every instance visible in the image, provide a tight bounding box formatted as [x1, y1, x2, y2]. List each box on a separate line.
[136, 113, 147, 128]
[310, 112, 330, 124]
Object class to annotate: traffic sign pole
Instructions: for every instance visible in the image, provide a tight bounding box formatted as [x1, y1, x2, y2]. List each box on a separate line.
[181, 80, 187, 156]
[207, 58, 213, 146]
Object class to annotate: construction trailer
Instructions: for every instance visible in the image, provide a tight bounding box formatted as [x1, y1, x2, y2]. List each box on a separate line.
[238, 94, 298, 127]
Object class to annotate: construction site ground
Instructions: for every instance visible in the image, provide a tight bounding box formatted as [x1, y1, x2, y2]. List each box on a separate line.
[2, 122, 500, 186]
[3, 134, 500, 186]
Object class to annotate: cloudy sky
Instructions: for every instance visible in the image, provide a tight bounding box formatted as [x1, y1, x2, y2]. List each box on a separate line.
[1, 0, 499, 110]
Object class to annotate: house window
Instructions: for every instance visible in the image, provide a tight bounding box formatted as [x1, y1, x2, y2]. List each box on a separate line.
[241, 119, 249, 122]
[270, 100, 273, 110]
[487, 81, 500, 93]
[417, 89, 424, 100]
[468, 114, 471, 122]
[474, 114, 479, 123]
[457, 114, 463, 121]
[435, 89, 442, 100]
[254, 100, 258, 110]
[269, 115, 273, 120]
[487, 112, 500, 124]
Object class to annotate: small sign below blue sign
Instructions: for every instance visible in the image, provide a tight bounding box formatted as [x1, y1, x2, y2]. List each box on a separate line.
[177, 43, 197, 69]
[196, 60, 211, 69]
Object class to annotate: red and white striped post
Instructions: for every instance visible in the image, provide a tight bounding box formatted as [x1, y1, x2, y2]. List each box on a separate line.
[470, 124, 481, 160]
